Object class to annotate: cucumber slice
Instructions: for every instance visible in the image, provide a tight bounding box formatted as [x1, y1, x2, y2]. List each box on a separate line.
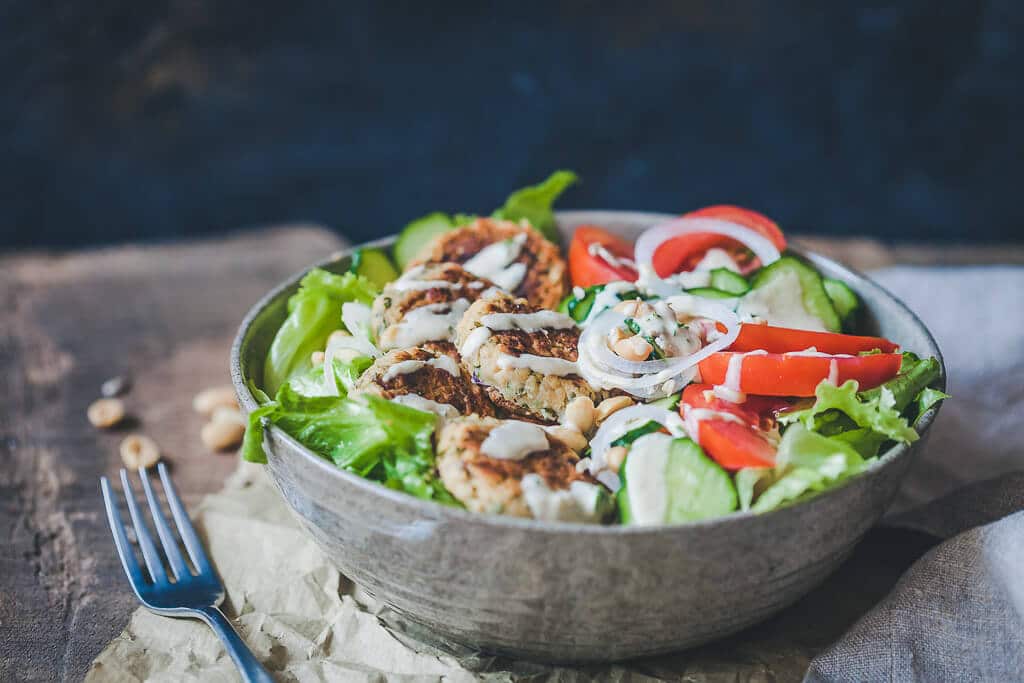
[748, 256, 842, 332]
[686, 287, 739, 300]
[349, 248, 399, 289]
[709, 268, 750, 295]
[618, 436, 738, 525]
[392, 212, 455, 270]
[559, 285, 602, 322]
[648, 391, 681, 411]
[610, 420, 664, 448]
[823, 278, 860, 322]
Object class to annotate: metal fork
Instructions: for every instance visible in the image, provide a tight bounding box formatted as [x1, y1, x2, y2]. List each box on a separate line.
[101, 463, 274, 683]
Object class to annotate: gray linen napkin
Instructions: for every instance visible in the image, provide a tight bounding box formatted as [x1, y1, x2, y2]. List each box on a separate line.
[806, 266, 1024, 681]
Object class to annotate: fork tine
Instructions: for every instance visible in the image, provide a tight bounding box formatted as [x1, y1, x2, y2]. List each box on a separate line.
[139, 466, 192, 580]
[101, 477, 145, 586]
[119, 468, 168, 584]
[157, 462, 213, 575]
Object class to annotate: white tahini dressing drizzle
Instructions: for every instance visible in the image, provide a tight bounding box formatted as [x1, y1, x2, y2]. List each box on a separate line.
[387, 265, 460, 292]
[681, 404, 745, 445]
[381, 299, 470, 349]
[380, 355, 460, 383]
[582, 280, 638, 325]
[480, 421, 550, 460]
[520, 475, 604, 523]
[621, 433, 673, 525]
[735, 270, 827, 331]
[480, 310, 576, 332]
[390, 393, 460, 419]
[712, 349, 768, 403]
[496, 353, 578, 377]
[459, 327, 492, 358]
[463, 233, 528, 291]
[588, 242, 637, 271]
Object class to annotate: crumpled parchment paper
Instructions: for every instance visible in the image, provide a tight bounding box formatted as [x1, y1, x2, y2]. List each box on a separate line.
[86, 266, 1024, 682]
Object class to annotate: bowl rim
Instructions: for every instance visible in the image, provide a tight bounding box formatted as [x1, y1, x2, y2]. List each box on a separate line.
[230, 210, 945, 534]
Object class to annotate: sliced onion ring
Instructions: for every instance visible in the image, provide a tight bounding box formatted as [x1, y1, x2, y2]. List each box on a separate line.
[576, 294, 740, 399]
[588, 405, 688, 491]
[634, 217, 782, 297]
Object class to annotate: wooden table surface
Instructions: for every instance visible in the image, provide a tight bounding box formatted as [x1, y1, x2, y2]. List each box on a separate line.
[2, 226, 1022, 682]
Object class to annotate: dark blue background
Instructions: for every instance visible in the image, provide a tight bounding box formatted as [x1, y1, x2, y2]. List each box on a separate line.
[4, 1, 1021, 249]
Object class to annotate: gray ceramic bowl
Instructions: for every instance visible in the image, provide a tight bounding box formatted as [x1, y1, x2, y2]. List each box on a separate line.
[231, 211, 944, 662]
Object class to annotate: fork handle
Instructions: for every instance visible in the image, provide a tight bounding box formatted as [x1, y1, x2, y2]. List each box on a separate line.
[196, 605, 275, 683]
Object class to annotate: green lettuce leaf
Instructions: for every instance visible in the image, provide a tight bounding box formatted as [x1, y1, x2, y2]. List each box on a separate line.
[286, 355, 374, 398]
[492, 170, 578, 242]
[914, 387, 950, 424]
[779, 379, 919, 444]
[241, 385, 457, 504]
[751, 425, 868, 512]
[263, 269, 378, 395]
[860, 354, 941, 413]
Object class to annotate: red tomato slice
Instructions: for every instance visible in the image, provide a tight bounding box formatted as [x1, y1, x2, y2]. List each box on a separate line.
[680, 384, 780, 469]
[652, 205, 787, 277]
[568, 225, 638, 287]
[730, 324, 899, 355]
[698, 352, 903, 397]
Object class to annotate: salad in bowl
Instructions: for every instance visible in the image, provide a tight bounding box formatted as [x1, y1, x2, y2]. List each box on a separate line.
[242, 171, 946, 527]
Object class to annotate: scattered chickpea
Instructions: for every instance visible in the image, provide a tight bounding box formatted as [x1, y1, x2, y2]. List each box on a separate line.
[192, 386, 238, 417]
[613, 335, 653, 362]
[201, 419, 245, 452]
[562, 396, 596, 433]
[605, 446, 629, 473]
[595, 396, 635, 424]
[545, 425, 588, 452]
[87, 398, 126, 429]
[310, 351, 326, 366]
[211, 406, 246, 426]
[120, 435, 160, 469]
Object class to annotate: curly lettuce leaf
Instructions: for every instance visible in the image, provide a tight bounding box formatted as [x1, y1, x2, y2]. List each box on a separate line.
[241, 385, 457, 504]
[492, 170, 578, 242]
[780, 379, 919, 444]
[860, 354, 941, 414]
[287, 355, 374, 398]
[263, 268, 378, 395]
[750, 424, 868, 512]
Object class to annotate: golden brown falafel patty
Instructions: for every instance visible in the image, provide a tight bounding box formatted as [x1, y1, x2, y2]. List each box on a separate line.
[353, 346, 496, 417]
[436, 416, 595, 516]
[454, 293, 609, 423]
[410, 218, 569, 310]
[371, 263, 496, 351]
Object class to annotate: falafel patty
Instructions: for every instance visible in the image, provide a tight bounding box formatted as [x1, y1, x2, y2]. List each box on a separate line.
[454, 292, 607, 423]
[352, 346, 496, 418]
[371, 262, 496, 351]
[410, 217, 569, 310]
[436, 415, 599, 518]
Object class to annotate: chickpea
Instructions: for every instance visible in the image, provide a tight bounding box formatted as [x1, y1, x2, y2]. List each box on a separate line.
[613, 335, 653, 362]
[87, 398, 125, 429]
[595, 396, 635, 424]
[545, 425, 588, 452]
[192, 386, 239, 417]
[120, 435, 160, 469]
[562, 396, 596, 433]
[201, 419, 245, 452]
[613, 299, 652, 318]
[605, 446, 629, 473]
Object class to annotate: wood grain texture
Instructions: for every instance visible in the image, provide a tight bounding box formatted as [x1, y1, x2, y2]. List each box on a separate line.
[0, 228, 1021, 680]
[0, 225, 343, 682]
